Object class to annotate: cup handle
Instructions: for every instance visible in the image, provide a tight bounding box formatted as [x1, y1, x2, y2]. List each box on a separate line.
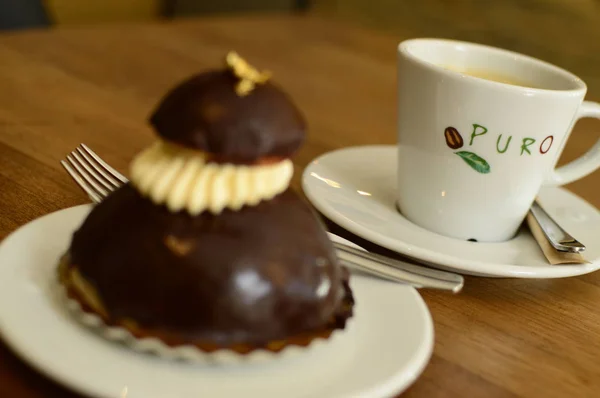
[546, 100, 600, 186]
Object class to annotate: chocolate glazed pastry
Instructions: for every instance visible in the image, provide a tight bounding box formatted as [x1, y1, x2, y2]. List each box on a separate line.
[61, 185, 353, 351]
[149, 70, 306, 164]
[59, 52, 354, 355]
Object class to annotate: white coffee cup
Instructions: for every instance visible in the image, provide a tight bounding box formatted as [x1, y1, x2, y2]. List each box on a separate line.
[396, 38, 600, 242]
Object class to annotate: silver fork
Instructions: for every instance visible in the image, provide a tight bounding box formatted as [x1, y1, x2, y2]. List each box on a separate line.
[61, 144, 128, 203]
[61, 144, 464, 293]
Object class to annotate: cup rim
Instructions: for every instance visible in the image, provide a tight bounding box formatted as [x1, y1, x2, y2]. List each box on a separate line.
[398, 38, 587, 96]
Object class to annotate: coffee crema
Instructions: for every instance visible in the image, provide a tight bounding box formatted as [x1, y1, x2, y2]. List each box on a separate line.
[440, 65, 539, 88]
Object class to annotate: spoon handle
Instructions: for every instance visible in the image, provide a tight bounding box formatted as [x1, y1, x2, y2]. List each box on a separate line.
[530, 200, 586, 253]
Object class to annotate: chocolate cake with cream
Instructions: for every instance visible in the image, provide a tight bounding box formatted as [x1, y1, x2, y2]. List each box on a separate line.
[58, 52, 354, 353]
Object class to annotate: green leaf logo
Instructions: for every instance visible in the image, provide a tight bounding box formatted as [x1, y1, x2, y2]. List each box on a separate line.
[455, 151, 491, 174]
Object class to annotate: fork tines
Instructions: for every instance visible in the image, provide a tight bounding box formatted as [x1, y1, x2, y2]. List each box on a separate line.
[61, 144, 129, 203]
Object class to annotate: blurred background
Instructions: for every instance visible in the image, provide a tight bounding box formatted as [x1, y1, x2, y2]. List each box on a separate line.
[0, 0, 599, 97]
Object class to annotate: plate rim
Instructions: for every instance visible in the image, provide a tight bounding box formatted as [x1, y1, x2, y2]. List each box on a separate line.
[302, 144, 600, 278]
[0, 204, 434, 398]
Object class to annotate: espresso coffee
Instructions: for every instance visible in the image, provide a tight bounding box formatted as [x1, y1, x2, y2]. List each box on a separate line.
[441, 65, 538, 88]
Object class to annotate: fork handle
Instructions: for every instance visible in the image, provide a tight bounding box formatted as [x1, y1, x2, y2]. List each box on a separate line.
[334, 243, 464, 293]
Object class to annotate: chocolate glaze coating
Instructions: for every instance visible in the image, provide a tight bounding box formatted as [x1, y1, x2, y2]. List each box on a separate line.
[149, 70, 306, 163]
[67, 184, 352, 347]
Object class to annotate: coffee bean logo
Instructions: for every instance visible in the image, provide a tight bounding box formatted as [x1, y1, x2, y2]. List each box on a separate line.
[444, 127, 464, 149]
[444, 125, 491, 174]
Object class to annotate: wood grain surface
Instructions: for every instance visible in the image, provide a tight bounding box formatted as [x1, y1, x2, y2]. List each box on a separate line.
[0, 14, 599, 398]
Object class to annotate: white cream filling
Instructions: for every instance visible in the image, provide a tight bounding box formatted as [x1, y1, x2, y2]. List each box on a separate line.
[129, 141, 294, 215]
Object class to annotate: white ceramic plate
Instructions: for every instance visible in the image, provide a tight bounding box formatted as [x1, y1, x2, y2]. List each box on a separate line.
[302, 145, 600, 278]
[0, 204, 433, 398]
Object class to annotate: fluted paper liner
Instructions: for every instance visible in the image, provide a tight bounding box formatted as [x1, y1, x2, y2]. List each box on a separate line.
[54, 276, 352, 365]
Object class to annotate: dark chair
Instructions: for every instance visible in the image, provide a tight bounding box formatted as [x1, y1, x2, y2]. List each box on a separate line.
[162, 0, 311, 18]
[0, 0, 50, 30]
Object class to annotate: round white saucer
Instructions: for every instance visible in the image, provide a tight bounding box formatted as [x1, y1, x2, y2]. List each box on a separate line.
[0, 204, 433, 398]
[302, 145, 600, 278]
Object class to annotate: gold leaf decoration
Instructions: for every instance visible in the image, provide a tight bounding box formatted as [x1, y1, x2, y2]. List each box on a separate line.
[226, 51, 271, 96]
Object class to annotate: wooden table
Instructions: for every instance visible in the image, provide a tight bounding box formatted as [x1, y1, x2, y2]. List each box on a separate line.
[0, 15, 599, 398]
